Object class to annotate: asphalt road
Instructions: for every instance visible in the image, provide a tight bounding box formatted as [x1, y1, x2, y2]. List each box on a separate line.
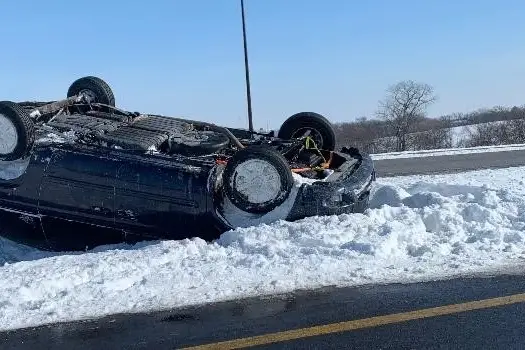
[2, 274, 525, 349]
[373, 149, 525, 176]
[3, 149, 525, 349]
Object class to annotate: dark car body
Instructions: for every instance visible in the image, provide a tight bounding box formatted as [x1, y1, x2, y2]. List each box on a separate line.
[0, 141, 225, 251]
[0, 141, 374, 251]
[0, 77, 375, 251]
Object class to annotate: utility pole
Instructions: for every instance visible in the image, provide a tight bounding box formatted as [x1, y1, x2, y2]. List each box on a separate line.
[240, 0, 254, 132]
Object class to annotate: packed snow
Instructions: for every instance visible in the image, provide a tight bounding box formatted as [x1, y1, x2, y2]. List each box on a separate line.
[220, 176, 301, 229]
[371, 143, 525, 160]
[2, 166, 525, 331]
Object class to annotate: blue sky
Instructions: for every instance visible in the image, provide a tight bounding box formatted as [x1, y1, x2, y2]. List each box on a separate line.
[2, 0, 525, 130]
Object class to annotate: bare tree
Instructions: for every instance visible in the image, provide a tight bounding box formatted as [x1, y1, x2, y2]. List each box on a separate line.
[377, 80, 437, 151]
[410, 128, 452, 150]
[465, 118, 525, 147]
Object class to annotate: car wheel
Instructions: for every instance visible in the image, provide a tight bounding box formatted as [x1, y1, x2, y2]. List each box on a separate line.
[277, 112, 336, 151]
[0, 101, 35, 161]
[223, 146, 294, 214]
[67, 76, 115, 106]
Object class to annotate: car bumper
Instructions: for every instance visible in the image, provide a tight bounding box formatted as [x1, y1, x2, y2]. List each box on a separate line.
[286, 148, 375, 221]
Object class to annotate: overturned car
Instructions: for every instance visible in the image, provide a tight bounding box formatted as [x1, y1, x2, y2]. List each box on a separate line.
[0, 76, 375, 251]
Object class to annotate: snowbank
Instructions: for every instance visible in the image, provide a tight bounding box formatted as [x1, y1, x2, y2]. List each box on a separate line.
[2, 167, 525, 331]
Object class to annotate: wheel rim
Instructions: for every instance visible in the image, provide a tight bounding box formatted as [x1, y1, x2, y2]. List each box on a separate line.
[291, 127, 324, 148]
[231, 159, 282, 204]
[0, 114, 18, 155]
[79, 89, 97, 103]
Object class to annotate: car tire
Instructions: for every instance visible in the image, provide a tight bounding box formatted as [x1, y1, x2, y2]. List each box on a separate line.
[277, 112, 336, 151]
[223, 145, 294, 214]
[67, 76, 116, 107]
[0, 101, 35, 161]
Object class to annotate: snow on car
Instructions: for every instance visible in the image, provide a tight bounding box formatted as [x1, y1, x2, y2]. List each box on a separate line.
[0, 76, 375, 251]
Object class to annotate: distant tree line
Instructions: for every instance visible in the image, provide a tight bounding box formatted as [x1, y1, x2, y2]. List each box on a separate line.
[334, 80, 525, 153]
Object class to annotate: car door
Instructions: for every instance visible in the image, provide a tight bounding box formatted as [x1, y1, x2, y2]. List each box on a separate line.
[0, 148, 50, 249]
[38, 145, 124, 250]
[113, 152, 208, 242]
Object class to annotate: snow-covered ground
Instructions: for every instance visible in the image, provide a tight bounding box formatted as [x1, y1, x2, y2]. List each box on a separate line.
[371, 143, 525, 160]
[2, 166, 525, 331]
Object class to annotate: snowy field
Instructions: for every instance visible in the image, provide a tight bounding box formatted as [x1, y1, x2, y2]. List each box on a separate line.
[2, 166, 525, 331]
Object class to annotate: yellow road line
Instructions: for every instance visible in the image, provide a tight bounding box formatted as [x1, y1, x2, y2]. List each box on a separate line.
[181, 292, 525, 349]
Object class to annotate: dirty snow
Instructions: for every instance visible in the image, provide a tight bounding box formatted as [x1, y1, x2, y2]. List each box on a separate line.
[34, 128, 78, 145]
[220, 173, 305, 228]
[2, 166, 525, 331]
[371, 143, 525, 160]
[220, 172, 333, 228]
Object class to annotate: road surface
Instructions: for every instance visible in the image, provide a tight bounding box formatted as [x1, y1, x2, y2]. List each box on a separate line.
[373, 148, 525, 176]
[2, 274, 525, 349]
